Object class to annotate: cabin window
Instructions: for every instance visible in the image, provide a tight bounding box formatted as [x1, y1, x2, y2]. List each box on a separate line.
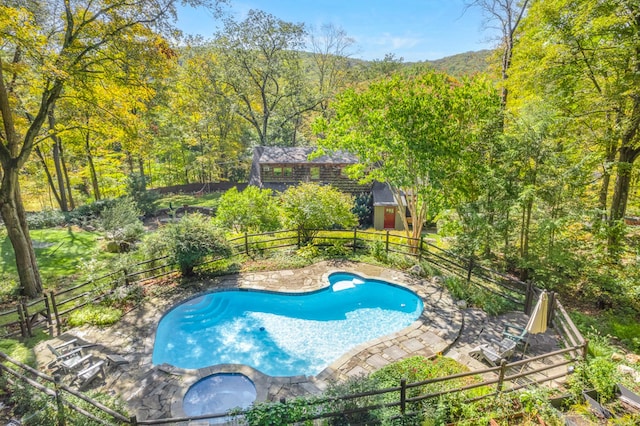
[273, 167, 283, 177]
[284, 167, 293, 177]
[310, 167, 320, 180]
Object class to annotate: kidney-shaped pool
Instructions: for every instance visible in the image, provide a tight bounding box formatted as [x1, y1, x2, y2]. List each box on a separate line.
[152, 272, 423, 376]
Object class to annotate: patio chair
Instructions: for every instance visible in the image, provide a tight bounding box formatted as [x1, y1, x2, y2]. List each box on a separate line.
[502, 323, 528, 346]
[48, 339, 78, 355]
[71, 357, 106, 390]
[617, 383, 640, 411]
[469, 338, 516, 366]
[46, 344, 90, 373]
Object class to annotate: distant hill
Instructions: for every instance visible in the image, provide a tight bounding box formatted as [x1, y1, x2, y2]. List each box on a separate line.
[412, 49, 494, 77]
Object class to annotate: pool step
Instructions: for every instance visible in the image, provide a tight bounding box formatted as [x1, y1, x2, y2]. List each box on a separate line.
[178, 298, 231, 328]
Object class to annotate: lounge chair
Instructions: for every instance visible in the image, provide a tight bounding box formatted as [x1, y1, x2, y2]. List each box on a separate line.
[469, 338, 516, 366]
[502, 323, 528, 346]
[49, 339, 78, 354]
[47, 344, 90, 373]
[72, 357, 106, 390]
[617, 383, 640, 411]
[583, 390, 613, 419]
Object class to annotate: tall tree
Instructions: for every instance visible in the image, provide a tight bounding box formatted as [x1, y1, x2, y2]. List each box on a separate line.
[510, 0, 640, 254]
[213, 10, 316, 146]
[0, 0, 217, 297]
[315, 69, 499, 248]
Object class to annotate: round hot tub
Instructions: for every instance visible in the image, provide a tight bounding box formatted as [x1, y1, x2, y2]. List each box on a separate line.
[182, 373, 257, 423]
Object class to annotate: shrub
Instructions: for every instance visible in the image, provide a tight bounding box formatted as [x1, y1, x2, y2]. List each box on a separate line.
[280, 183, 357, 243]
[99, 197, 145, 252]
[26, 209, 66, 229]
[67, 305, 122, 327]
[143, 213, 232, 276]
[216, 186, 280, 233]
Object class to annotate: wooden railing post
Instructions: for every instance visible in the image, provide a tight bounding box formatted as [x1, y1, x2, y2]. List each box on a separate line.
[21, 300, 32, 338]
[244, 232, 249, 255]
[352, 228, 357, 253]
[547, 291, 556, 327]
[50, 291, 62, 336]
[583, 339, 589, 361]
[385, 231, 390, 253]
[54, 374, 66, 426]
[129, 415, 138, 425]
[466, 258, 474, 284]
[16, 303, 27, 338]
[400, 378, 407, 415]
[43, 294, 54, 336]
[122, 268, 130, 287]
[418, 235, 424, 261]
[496, 359, 507, 393]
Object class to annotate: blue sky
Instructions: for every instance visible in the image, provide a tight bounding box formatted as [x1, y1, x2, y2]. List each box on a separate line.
[175, 1, 499, 62]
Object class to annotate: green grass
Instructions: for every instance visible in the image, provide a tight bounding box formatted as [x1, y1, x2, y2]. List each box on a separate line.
[0, 227, 117, 294]
[154, 192, 222, 209]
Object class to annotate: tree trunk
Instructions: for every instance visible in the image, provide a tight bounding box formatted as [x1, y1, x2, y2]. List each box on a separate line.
[49, 110, 68, 211]
[35, 146, 62, 208]
[60, 142, 75, 210]
[0, 171, 43, 297]
[84, 127, 101, 201]
[609, 147, 640, 225]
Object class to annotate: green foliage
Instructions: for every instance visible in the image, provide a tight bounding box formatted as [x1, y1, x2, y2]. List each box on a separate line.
[280, 183, 357, 243]
[99, 197, 145, 251]
[322, 374, 385, 425]
[216, 186, 280, 233]
[67, 305, 123, 327]
[155, 192, 222, 210]
[441, 276, 515, 315]
[142, 213, 232, 276]
[126, 173, 159, 216]
[241, 397, 316, 426]
[352, 192, 373, 228]
[0, 339, 35, 367]
[26, 209, 67, 229]
[370, 240, 388, 262]
[66, 199, 118, 228]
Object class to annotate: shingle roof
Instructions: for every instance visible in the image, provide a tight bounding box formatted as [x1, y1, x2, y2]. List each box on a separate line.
[255, 146, 358, 164]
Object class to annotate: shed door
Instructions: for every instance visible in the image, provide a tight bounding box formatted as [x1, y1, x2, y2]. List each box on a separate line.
[383, 207, 396, 229]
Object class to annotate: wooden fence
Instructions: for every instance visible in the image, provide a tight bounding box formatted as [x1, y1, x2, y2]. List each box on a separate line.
[0, 228, 586, 425]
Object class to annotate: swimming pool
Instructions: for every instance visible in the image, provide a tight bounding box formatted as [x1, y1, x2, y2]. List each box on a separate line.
[152, 272, 423, 376]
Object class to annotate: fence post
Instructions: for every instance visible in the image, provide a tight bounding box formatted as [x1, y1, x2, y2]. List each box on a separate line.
[54, 374, 66, 426]
[129, 415, 138, 425]
[244, 232, 249, 255]
[496, 359, 507, 393]
[582, 339, 589, 362]
[43, 294, 54, 336]
[352, 228, 357, 254]
[547, 291, 556, 327]
[21, 300, 33, 338]
[524, 281, 534, 315]
[385, 231, 390, 253]
[122, 268, 130, 287]
[466, 258, 474, 284]
[418, 235, 424, 261]
[400, 378, 407, 415]
[50, 291, 62, 336]
[16, 303, 27, 338]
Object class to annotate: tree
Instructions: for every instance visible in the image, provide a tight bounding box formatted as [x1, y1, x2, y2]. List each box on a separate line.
[0, 0, 217, 297]
[213, 10, 317, 146]
[216, 186, 280, 233]
[143, 213, 231, 276]
[280, 183, 356, 243]
[315, 69, 500, 249]
[510, 0, 640, 254]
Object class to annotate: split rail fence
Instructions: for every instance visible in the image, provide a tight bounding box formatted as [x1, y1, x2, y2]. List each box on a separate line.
[0, 228, 585, 425]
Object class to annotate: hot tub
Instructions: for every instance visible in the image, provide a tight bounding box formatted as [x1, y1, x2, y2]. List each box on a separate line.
[182, 373, 257, 423]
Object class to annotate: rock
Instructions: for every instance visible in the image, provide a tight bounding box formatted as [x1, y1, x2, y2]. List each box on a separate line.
[611, 352, 625, 362]
[626, 353, 640, 364]
[617, 364, 640, 382]
[456, 300, 468, 309]
[432, 276, 444, 285]
[408, 264, 424, 276]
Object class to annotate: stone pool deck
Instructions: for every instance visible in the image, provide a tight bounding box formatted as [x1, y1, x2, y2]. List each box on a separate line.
[34, 260, 563, 424]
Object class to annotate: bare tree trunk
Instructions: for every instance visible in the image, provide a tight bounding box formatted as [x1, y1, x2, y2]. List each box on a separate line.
[0, 173, 42, 297]
[85, 132, 101, 201]
[35, 146, 62, 208]
[48, 110, 68, 211]
[60, 142, 75, 209]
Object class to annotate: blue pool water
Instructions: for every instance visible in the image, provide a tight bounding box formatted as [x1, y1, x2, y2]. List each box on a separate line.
[152, 272, 423, 376]
[183, 373, 256, 423]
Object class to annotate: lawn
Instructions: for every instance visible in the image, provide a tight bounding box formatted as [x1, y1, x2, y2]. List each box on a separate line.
[154, 192, 222, 210]
[0, 227, 117, 296]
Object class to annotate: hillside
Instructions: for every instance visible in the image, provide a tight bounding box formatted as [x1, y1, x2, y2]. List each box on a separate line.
[419, 49, 494, 77]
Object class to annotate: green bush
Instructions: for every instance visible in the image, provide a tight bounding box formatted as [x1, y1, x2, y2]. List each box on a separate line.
[143, 213, 232, 276]
[99, 197, 145, 252]
[240, 397, 317, 425]
[26, 209, 66, 229]
[67, 305, 122, 327]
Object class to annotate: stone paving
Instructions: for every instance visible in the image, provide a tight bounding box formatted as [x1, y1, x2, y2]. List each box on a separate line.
[33, 260, 565, 424]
